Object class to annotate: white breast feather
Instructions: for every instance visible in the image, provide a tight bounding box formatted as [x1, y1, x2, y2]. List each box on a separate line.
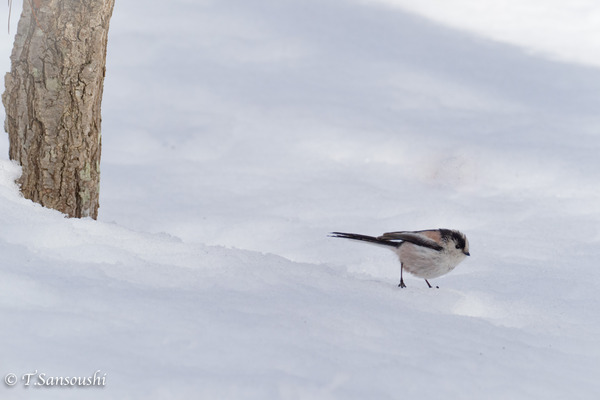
[395, 242, 467, 279]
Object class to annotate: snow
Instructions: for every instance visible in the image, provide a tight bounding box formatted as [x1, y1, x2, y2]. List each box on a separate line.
[367, 0, 600, 68]
[1, 0, 600, 399]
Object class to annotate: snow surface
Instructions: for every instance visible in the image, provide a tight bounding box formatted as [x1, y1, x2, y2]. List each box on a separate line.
[1, 0, 600, 399]
[368, 0, 600, 68]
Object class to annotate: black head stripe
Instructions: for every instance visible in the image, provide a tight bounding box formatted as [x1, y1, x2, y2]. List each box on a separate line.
[441, 229, 466, 249]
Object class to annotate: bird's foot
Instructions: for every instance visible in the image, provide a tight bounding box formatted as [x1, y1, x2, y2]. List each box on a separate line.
[425, 279, 439, 289]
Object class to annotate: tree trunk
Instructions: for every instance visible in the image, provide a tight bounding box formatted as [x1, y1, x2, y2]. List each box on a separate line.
[3, 0, 115, 219]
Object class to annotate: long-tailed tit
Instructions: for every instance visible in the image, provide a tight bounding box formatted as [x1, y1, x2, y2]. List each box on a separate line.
[330, 229, 470, 288]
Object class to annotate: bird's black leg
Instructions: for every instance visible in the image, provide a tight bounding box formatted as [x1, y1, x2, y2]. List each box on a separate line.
[398, 263, 407, 288]
[424, 279, 439, 289]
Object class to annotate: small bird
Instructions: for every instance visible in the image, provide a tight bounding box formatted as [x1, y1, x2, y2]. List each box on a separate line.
[330, 229, 470, 288]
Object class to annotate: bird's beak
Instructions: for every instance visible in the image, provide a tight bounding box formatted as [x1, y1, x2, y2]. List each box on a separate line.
[464, 252, 470, 256]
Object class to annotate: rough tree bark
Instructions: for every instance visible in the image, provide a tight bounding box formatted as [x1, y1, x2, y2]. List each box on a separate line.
[3, 0, 115, 219]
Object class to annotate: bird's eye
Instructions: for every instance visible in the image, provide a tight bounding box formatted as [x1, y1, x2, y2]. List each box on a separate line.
[455, 244, 461, 249]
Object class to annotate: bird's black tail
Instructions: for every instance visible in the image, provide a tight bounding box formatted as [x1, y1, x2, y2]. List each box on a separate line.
[329, 232, 400, 248]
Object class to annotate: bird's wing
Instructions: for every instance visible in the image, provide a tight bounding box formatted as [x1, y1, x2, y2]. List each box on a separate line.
[377, 231, 444, 251]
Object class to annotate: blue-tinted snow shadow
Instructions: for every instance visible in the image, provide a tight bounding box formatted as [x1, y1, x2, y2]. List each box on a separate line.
[101, 0, 600, 161]
[233, 0, 600, 112]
